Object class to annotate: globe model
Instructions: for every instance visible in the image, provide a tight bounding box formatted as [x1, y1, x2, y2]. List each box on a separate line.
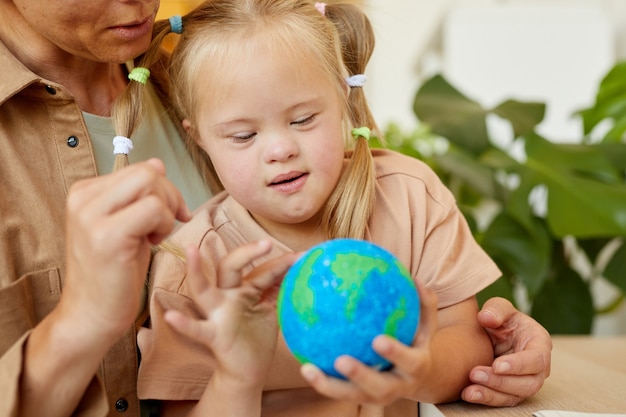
[277, 238, 420, 378]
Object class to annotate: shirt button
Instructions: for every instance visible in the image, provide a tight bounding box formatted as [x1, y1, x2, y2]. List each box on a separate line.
[45, 85, 57, 95]
[67, 136, 79, 148]
[115, 398, 129, 412]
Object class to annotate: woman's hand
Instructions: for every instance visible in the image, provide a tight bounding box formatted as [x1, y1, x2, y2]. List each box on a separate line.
[61, 159, 191, 340]
[461, 297, 552, 406]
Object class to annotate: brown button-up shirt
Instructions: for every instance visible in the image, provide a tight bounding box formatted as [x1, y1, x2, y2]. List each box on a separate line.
[0, 39, 187, 417]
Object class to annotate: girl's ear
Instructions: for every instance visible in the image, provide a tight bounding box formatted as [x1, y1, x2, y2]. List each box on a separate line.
[182, 119, 200, 143]
[182, 119, 208, 150]
[182, 119, 193, 134]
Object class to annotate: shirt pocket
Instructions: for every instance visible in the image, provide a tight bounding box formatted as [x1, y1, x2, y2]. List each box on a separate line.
[0, 268, 62, 354]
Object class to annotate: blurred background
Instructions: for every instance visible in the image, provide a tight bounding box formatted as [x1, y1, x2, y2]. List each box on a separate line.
[157, 0, 626, 336]
[159, 0, 622, 141]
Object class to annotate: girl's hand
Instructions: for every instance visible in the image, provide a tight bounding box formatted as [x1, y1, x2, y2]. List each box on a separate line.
[164, 240, 299, 388]
[299, 281, 439, 405]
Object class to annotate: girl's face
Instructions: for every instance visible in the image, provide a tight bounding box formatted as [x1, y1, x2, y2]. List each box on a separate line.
[190, 40, 346, 235]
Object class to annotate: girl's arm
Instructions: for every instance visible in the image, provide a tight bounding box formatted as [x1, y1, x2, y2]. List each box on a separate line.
[411, 296, 494, 403]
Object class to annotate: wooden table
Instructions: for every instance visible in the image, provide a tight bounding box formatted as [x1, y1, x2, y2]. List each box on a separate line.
[420, 335, 626, 416]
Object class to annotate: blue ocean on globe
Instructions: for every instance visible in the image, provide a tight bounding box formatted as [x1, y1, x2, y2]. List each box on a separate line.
[277, 238, 420, 378]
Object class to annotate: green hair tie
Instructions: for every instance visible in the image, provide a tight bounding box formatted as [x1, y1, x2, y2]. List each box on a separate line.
[351, 126, 371, 141]
[128, 67, 151, 85]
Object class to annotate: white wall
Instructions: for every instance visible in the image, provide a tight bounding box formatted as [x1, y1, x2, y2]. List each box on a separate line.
[364, 0, 626, 134]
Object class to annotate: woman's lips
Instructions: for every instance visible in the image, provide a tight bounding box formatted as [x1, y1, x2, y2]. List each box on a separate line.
[109, 17, 153, 41]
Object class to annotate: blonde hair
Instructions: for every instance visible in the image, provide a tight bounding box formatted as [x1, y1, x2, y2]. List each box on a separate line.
[110, 70, 146, 172]
[325, 2, 378, 137]
[113, 0, 378, 240]
[109, 18, 223, 194]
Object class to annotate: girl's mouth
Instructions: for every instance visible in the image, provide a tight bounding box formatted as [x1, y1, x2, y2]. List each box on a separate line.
[269, 172, 308, 193]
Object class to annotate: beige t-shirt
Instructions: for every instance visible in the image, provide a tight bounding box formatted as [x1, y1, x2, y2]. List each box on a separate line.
[137, 149, 502, 416]
[83, 84, 210, 210]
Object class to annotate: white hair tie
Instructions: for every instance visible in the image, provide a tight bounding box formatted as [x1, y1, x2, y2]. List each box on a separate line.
[113, 136, 134, 155]
[315, 2, 326, 16]
[346, 74, 367, 88]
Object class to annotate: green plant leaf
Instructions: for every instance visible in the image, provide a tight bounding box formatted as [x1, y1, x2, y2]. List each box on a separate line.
[491, 100, 546, 138]
[413, 75, 490, 155]
[603, 241, 626, 293]
[480, 147, 522, 172]
[505, 169, 540, 234]
[526, 134, 623, 184]
[579, 61, 626, 135]
[596, 142, 626, 172]
[577, 238, 617, 264]
[531, 266, 594, 334]
[480, 212, 551, 296]
[599, 116, 626, 143]
[433, 147, 495, 198]
[524, 133, 626, 237]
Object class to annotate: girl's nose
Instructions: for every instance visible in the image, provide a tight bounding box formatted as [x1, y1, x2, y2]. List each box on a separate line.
[264, 134, 300, 163]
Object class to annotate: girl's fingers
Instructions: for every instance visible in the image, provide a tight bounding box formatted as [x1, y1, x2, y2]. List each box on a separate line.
[244, 252, 300, 291]
[301, 364, 364, 402]
[185, 245, 211, 295]
[164, 309, 215, 345]
[217, 240, 274, 288]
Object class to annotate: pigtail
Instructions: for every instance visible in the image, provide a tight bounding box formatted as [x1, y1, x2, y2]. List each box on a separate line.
[322, 127, 375, 239]
[111, 67, 148, 171]
[110, 17, 181, 172]
[325, 3, 379, 138]
[320, 3, 377, 240]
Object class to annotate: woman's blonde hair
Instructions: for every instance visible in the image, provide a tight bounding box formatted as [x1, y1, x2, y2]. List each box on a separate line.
[112, 0, 378, 240]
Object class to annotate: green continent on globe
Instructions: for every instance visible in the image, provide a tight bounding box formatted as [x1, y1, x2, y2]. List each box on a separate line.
[383, 258, 413, 335]
[330, 252, 392, 320]
[289, 248, 400, 323]
[289, 247, 322, 326]
[384, 295, 409, 335]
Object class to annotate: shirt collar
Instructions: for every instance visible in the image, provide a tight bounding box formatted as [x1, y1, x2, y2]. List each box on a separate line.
[0, 39, 45, 106]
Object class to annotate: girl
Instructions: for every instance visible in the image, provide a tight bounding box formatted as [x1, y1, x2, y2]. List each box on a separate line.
[134, 1, 501, 415]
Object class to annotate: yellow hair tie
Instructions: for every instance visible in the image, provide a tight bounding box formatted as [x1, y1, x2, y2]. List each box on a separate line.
[128, 67, 150, 85]
[351, 126, 371, 141]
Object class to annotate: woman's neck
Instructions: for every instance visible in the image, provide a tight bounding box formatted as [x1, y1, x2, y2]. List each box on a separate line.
[38, 59, 128, 116]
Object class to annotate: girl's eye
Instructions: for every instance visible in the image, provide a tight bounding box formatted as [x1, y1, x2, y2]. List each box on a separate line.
[231, 132, 256, 143]
[291, 114, 316, 126]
